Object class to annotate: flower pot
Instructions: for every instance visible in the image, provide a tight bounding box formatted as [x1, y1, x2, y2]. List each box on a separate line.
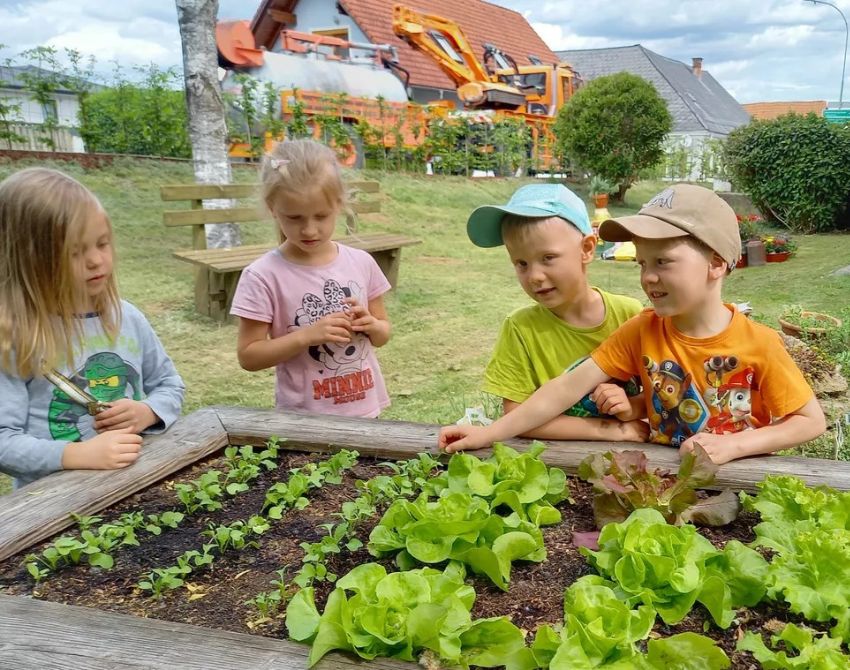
[766, 251, 790, 263]
[737, 253, 748, 268]
[778, 311, 842, 339]
[593, 193, 609, 209]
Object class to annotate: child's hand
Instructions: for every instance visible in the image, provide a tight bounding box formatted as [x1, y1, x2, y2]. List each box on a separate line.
[94, 399, 158, 433]
[304, 312, 353, 346]
[680, 433, 739, 465]
[590, 383, 633, 419]
[438, 425, 492, 453]
[344, 297, 380, 337]
[62, 427, 143, 470]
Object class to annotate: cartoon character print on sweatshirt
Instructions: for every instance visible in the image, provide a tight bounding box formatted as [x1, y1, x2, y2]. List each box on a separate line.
[643, 355, 709, 447]
[48, 352, 142, 441]
[702, 355, 756, 434]
[290, 278, 375, 406]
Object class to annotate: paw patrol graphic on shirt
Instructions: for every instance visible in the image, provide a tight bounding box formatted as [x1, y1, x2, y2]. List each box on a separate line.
[48, 352, 142, 441]
[643, 355, 709, 447]
[290, 278, 374, 406]
[703, 358, 756, 434]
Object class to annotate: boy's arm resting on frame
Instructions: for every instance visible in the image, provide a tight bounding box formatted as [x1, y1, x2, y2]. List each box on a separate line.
[439, 358, 612, 452]
[502, 398, 649, 443]
[680, 397, 827, 465]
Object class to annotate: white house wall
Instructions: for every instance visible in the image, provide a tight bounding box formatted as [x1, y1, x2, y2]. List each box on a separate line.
[0, 90, 80, 126]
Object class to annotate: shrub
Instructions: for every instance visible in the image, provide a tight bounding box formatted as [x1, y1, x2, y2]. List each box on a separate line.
[723, 113, 850, 233]
[554, 72, 672, 200]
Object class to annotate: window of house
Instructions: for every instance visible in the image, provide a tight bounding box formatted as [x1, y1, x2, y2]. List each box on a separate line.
[41, 99, 58, 122]
[429, 32, 463, 63]
[492, 51, 511, 70]
[312, 28, 350, 58]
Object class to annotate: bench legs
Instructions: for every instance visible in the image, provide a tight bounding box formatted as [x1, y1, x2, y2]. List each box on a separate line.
[371, 248, 402, 289]
[194, 269, 241, 323]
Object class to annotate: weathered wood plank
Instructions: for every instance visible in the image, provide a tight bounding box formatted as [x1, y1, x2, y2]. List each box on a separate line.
[347, 180, 380, 193]
[351, 201, 381, 215]
[0, 409, 227, 563]
[0, 595, 414, 670]
[164, 206, 266, 227]
[173, 235, 421, 273]
[160, 183, 257, 201]
[215, 407, 850, 493]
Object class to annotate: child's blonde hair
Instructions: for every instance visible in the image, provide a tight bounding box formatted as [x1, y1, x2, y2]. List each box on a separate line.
[260, 139, 350, 242]
[0, 168, 120, 378]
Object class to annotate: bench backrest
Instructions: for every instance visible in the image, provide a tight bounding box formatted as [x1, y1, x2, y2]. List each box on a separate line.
[160, 180, 381, 250]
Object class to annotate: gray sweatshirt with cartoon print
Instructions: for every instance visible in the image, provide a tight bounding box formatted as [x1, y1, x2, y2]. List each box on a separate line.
[0, 301, 185, 489]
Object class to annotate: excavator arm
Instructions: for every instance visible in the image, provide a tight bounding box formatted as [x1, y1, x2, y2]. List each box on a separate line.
[392, 4, 526, 109]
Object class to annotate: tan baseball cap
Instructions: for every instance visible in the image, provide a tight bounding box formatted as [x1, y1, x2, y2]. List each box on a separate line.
[599, 184, 741, 268]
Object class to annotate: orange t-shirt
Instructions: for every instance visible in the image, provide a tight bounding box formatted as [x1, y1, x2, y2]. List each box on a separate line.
[591, 305, 814, 447]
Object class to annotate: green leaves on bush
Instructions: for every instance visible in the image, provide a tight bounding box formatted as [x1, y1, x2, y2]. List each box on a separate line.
[737, 623, 850, 669]
[287, 562, 524, 667]
[554, 72, 672, 198]
[577, 446, 739, 528]
[724, 113, 850, 233]
[580, 508, 767, 627]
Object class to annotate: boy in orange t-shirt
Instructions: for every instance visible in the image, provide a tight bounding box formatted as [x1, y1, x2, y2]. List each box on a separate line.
[438, 184, 826, 464]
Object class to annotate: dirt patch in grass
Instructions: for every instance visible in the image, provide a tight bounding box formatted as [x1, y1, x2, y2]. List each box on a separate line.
[0, 449, 828, 668]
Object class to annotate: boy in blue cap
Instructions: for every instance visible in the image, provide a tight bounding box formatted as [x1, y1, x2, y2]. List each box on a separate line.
[467, 182, 648, 442]
[443, 184, 825, 464]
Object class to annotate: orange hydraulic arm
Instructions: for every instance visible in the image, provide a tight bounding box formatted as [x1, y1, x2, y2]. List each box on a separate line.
[392, 4, 526, 109]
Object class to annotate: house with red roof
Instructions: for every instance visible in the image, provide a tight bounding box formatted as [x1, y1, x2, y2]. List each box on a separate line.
[242, 0, 560, 105]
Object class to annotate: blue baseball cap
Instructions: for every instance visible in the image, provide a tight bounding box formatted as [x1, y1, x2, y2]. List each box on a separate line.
[467, 183, 592, 248]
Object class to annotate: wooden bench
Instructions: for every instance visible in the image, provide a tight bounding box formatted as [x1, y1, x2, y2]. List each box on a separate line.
[161, 181, 421, 322]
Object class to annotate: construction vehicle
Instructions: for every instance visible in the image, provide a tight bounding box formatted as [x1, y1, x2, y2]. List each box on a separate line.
[391, 4, 580, 117]
[215, 4, 581, 170]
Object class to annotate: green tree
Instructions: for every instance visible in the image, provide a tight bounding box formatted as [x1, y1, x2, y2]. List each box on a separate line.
[554, 72, 672, 200]
[16, 46, 66, 150]
[724, 113, 850, 233]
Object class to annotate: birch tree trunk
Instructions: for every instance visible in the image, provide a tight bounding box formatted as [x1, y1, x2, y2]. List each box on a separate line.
[175, 0, 240, 248]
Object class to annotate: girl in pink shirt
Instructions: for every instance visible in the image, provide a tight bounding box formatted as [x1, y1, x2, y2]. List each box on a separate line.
[231, 140, 392, 417]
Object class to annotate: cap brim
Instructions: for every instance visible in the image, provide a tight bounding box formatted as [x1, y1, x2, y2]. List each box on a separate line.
[467, 204, 563, 247]
[598, 214, 689, 242]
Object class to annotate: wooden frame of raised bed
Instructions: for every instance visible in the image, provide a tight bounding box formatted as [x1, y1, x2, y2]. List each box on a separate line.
[2, 407, 849, 669]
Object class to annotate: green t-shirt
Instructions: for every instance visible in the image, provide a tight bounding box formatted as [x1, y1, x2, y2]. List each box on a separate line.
[482, 289, 643, 417]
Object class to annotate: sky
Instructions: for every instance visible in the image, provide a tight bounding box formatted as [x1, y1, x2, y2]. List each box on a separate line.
[0, 0, 847, 104]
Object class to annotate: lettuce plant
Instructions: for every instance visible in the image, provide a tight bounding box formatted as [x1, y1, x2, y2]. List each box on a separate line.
[741, 474, 850, 554]
[286, 562, 525, 667]
[507, 575, 655, 669]
[581, 508, 767, 627]
[763, 528, 850, 643]
[368, 491, 546, 590]
[577, 446, 739, 528]
[439, 441, 568, 525]
[737, 623, 850, 668]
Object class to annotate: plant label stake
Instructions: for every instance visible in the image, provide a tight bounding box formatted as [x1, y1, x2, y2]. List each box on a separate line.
[44, 368, 111, 415]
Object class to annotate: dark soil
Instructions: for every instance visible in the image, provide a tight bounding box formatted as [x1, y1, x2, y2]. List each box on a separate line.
[0, 448, 823, 668]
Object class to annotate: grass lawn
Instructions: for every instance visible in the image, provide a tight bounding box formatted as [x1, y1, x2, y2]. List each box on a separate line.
[1, 158, 848, 495]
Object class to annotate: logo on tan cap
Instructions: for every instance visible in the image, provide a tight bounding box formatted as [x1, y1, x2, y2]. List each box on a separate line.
[599, 184, 740, 268]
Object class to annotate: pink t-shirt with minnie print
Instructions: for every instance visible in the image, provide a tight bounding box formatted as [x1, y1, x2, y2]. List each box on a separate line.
[230, 244, 391, 417]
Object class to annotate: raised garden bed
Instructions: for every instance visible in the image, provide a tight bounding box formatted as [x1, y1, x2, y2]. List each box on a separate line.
[1, 408, 849, 669]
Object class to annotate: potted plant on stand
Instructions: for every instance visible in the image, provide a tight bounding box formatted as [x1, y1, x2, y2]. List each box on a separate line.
[779, 305, 843, 340]
[736, 214, 764, 268]
[588, 176, 615, 240]
[762, 234, 797, 262]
